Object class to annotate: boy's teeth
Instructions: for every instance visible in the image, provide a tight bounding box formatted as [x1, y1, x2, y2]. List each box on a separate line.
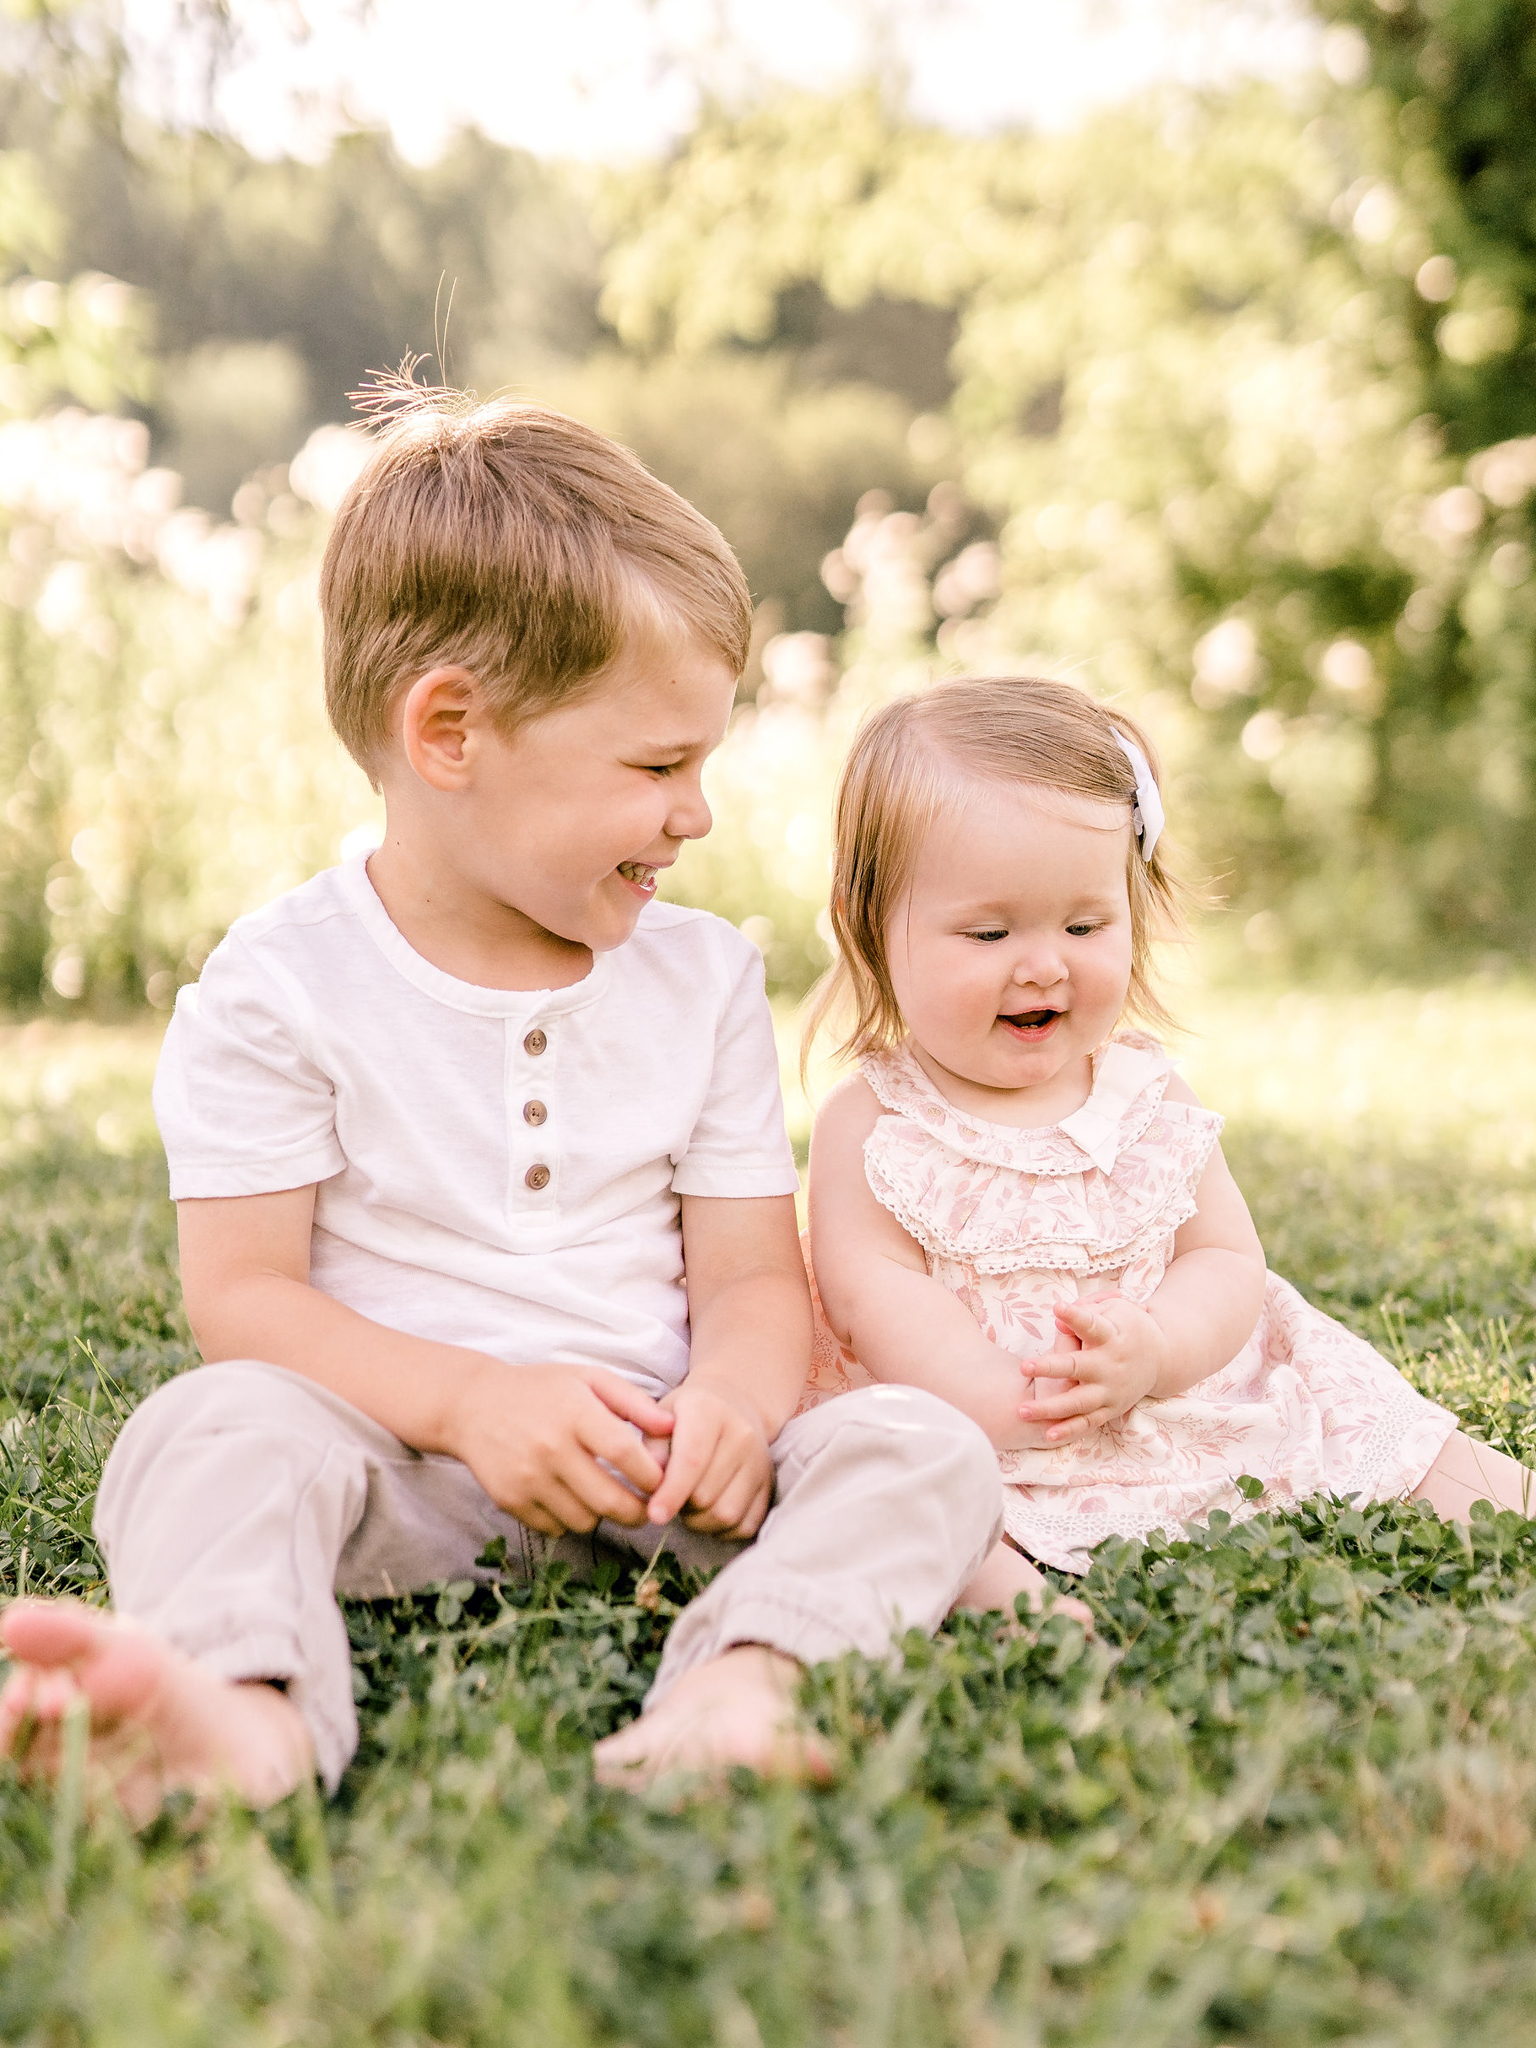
[619, 862, 656, 881]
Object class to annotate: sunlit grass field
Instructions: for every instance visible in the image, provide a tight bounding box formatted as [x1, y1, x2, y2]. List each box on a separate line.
[5, 983, 1536, 2043]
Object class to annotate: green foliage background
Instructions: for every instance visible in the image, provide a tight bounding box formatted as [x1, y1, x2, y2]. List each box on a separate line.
[2, 1, 1536, 1004]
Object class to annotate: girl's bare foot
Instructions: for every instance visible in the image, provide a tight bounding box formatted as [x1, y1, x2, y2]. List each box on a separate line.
[954, 1539, 1094, 1632]
[592, 1645, 834, 1792]
[0, 1598, 313, 1824]
[1413, 1428, 1536, 1523]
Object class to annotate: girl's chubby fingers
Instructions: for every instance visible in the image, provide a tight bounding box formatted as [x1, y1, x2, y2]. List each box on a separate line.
[1056, 1310, 1115, 1353]
[1020, 1380, 1105, 1423]
[1041, 1418, 1094, 1445]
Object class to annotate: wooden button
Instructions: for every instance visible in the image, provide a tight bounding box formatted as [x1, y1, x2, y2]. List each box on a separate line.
[523, 1028, 547, 1056]
[524, 1163, 551, 1191]
[523, 1099, 547, 1126]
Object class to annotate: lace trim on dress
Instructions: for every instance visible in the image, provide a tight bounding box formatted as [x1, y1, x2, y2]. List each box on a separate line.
[864, 1118, 1222, 1273]
[863, 1033, 1176, 1179]
[860, 1035, 1224, 1273]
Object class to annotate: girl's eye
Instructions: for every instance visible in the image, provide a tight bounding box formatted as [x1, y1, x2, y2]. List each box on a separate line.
[969, 928, 1009, 943]
[1065, 922, 1098, 938]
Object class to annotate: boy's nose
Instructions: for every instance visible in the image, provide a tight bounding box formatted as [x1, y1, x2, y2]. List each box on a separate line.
[667, 781, 712, 841]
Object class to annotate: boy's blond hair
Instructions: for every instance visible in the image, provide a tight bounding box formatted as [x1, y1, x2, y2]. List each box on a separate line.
[320, 384, 753, 778]
[807, 675, 1189, 1069]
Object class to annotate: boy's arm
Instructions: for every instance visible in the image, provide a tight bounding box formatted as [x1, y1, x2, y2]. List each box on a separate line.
[642, 1192, 811, 1538]
[809, 1075, 1052, 1450]
[176, 1187, 674, 1535]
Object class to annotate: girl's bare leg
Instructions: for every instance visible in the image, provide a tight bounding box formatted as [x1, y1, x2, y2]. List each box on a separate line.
[1413, 1428, 1536, 1523]
[954, 1539, 1093, 1628]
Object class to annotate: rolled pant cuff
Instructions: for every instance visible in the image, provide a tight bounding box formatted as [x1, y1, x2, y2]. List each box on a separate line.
[645, 1594, 907, 1710]
[178, 1629, 354, 1796]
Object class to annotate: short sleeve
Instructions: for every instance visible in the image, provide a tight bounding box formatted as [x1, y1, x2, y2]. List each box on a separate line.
[153, 934, 346, 1200]
[670, 934, 800, 1199]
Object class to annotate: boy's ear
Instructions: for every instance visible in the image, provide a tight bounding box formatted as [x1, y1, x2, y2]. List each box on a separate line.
[398, 667, 480, 790]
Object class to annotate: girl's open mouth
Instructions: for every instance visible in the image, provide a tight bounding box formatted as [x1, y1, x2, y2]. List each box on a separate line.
[999, 1008, 1062, 1041]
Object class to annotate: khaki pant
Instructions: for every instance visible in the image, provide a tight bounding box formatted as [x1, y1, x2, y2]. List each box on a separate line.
[94, 1362, 1002, 1790]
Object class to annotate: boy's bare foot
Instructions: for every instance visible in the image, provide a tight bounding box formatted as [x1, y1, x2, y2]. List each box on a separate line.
[0, 1598, 314, 1824]
[592, 1645, 835, 1792]
[954, 1540, 1094, 1632]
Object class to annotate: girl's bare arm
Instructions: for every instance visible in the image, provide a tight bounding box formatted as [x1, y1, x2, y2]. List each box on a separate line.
[809, 1074, 1048, 1450]
[1021, 1075, 1269, 1437]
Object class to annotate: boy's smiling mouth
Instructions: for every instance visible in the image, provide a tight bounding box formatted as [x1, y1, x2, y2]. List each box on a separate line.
[617, 860, 660, 898]
[998, 1007, 1062, 1041]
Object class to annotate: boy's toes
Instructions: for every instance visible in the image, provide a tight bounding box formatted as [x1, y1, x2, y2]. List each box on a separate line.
[0, 1667, 38, 1752]
[31, 1669, 82, 1721]
[1, 1595, 101, 1665]
[0, 1600, 164, 1731]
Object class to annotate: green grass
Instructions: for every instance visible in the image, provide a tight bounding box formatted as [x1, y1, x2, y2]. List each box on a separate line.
[6, 989, 1536, 2043]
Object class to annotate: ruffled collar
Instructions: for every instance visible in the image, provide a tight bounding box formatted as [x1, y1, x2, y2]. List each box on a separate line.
[863, 1032, 1173, 1179]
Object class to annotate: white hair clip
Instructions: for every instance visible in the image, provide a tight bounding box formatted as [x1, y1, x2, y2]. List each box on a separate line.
[1113, 731, 1165, 863]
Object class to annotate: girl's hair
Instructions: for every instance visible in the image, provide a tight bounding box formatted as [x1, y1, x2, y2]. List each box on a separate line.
[804, 675, 1190, 1071]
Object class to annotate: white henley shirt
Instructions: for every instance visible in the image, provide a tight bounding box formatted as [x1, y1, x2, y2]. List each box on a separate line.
[152, 855, 801, 1398]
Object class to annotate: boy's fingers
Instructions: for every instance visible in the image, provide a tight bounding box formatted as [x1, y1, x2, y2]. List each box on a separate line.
[579, 1369, 675, 1436]
[680, 1429, 742, 1502]
[562, 1455, 653, 1529]
[519, 1448, 647, 1533]
[645, 1414, 717, 1525]
[734, 1478, 774, 1538]
[509, 1496, 566, 1537]
[580, 1406, 666, 1497]
[685, 1466, 771, 1538]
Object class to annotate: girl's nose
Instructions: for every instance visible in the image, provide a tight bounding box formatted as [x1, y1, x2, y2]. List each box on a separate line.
[1009, 943, 1067, 992]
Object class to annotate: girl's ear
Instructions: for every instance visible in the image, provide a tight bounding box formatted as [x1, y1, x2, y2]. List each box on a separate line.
[397, 667, 479, 790]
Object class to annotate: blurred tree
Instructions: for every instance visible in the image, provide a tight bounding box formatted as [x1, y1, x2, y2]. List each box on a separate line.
[603, 77, 1536, 976]
[535, 350, 942, 635]
[1312, 0, 1536, 454]
[0, 80, 606, 510]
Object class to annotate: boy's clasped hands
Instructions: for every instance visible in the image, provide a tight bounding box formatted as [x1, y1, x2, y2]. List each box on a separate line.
[447, 1358, 774, 1540]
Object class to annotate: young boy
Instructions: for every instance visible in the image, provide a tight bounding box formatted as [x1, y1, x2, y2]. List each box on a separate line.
[0, 389, 1002, 1812]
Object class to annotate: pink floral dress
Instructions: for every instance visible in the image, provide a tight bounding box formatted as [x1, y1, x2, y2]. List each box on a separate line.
[803, 1031, 1457, 1573]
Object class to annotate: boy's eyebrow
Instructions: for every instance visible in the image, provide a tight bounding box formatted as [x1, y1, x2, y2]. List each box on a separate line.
[624, 732, 717, 756]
